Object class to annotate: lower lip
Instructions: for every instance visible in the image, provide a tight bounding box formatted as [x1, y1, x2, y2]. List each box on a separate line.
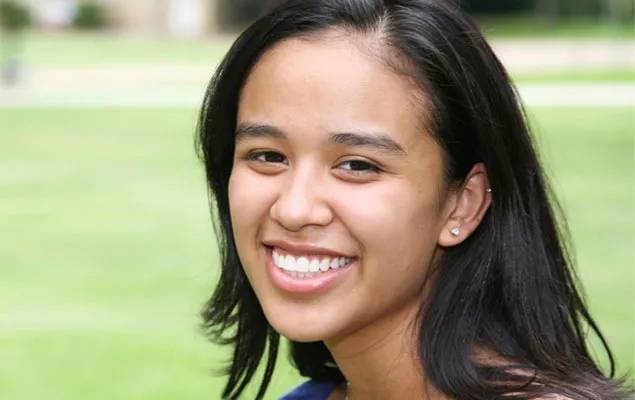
[265, 247, 353, 295]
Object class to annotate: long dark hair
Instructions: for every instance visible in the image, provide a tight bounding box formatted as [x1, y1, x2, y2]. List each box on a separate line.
[196, 1, 630, 398]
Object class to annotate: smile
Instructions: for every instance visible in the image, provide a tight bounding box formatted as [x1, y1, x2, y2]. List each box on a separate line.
[272, 247, 354, 278]
[265, 246, 355, 294]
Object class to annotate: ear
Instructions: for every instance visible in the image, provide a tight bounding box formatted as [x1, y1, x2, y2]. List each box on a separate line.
[438, 163, 492, 247]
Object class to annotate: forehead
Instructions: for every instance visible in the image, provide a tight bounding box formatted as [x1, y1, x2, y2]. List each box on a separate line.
[237, 34, 426, 143]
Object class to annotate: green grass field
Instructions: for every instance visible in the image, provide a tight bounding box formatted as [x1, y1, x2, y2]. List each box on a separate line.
[3, 32, 634, 83]
[478, 15, 635, 38]
[513, 68, 635, 83]
[0, 106, 633, 399]
[4, 33, 231, 66]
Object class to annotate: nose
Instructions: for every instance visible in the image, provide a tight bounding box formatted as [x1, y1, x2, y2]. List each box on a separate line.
[269, 166, 333, 232]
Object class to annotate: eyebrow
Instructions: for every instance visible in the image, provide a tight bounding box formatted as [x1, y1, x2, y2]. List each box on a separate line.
[235, 122, 285, 141]
[235, 122, 406, 155]
[328, 132, 405, 155]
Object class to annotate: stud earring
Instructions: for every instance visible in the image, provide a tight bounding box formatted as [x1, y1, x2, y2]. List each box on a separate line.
[486, 188, 492, 193]
[450, 227, 460, 236]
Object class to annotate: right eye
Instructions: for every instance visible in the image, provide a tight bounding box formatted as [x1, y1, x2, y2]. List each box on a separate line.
[245, 151, 288, 165]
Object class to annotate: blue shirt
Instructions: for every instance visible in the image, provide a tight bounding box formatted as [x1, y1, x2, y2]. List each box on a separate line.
[279, 381, 339, 400]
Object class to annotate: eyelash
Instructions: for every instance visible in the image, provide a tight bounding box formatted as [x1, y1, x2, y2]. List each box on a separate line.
[245, 150, 288, 164]
[338, 159, 381, 174]
[244, 151, 382, 175]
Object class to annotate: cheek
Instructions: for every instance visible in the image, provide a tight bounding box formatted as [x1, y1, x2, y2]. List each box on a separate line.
[336, 181, 441, 267]
[341, 179, 439, 229]
[228, 167, 273, 245]
[330, 181, 442, 324]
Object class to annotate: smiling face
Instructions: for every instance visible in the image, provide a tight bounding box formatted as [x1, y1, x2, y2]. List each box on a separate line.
[228, 33, 453, 343]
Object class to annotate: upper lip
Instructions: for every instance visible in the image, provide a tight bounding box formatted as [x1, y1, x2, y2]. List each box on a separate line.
[263, 240, 353, 258]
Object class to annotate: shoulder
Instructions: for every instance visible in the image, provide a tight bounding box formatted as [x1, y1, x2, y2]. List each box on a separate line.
[278, 380, 339, 400]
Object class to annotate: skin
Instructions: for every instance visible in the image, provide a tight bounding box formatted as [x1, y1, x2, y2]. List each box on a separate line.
[229, 32, 491, 400]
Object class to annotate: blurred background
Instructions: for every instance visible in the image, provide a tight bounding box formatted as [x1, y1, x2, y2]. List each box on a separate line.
[0, 0, 633, 399]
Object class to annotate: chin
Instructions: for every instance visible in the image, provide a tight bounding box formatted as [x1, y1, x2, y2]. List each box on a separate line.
[278, 329, 326, 343]
[263, 305, 343, 343]
[269, 316, 332, 342]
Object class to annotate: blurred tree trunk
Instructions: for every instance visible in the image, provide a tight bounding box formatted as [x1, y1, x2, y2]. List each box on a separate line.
[1, 29, 24, 85]
[535, 0, 560, 25]
[605, 0, 635, 24]
[0, 0, 30, 85]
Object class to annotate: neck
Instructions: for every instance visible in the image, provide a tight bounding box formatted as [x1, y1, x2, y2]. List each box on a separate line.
[326, 300, 445, 400]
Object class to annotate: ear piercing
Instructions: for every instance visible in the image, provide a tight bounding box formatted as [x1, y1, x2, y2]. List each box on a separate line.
[449, 189, 490, 237]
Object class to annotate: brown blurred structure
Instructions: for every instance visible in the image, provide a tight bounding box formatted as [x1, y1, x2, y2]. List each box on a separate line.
[108, 0, 220, 36]
[21, 0, 221, 36]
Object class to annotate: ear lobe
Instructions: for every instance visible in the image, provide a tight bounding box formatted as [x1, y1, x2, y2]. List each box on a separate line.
[438, 163, 492, 247]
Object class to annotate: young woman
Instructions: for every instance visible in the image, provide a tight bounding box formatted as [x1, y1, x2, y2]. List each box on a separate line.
[196, 0, 631, 399]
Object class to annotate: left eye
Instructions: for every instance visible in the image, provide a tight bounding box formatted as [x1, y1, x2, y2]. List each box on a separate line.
[337, 160, 380, 173]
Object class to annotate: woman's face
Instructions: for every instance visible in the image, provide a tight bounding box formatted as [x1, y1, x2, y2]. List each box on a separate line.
[229, 34, 452, 343]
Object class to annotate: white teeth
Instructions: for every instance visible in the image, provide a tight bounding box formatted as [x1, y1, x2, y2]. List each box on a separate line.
[296, 257, 309, 272]
[272, 248, 353, 275]
[285, 255, 296, 271]
[309, 259, 320, 272]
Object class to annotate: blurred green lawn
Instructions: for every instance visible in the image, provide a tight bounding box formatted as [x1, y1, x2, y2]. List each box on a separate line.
[0, 106, 633, 399]
[477, 15, 635, 38]
[3, 33, 634, 83]
[9, 33, 232, 66]
[516, 68, 635, 83]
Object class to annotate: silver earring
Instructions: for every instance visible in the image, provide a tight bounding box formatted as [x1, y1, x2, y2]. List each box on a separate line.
[450, 227, 460, 236]
[486, 188, 492, 193]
